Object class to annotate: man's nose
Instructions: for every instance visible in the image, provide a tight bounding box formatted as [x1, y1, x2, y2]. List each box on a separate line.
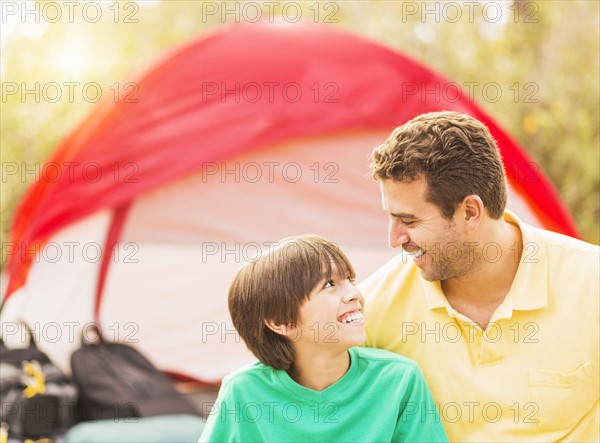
[389, 220, 409, 248]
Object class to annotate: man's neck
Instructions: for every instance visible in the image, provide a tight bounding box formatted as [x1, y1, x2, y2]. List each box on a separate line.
[442, 218, 523, 329]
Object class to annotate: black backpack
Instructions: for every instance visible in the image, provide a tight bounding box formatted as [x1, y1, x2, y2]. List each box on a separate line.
[0, 325, 78, 440]
[70, 324, 198, 421]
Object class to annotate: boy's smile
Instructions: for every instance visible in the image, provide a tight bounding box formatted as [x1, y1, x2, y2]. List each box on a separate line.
[287, 265, 366, 349]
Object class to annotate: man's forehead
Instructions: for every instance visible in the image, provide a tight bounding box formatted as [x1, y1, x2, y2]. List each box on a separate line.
[380, 179, 450, 223]
[379, 178, 427, 212]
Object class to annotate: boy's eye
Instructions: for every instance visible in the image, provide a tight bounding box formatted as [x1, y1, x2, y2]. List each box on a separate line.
[323, 277, 354, 289]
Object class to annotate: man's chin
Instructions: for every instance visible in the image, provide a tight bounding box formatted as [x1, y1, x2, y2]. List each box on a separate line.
[417, 266, 443, 282]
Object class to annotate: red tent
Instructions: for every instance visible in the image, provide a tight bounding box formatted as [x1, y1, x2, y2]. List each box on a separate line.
[2, 22, 577, 382]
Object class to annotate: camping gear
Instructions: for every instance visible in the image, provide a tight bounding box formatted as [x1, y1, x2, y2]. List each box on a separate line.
[0, 325, 77, 440]
[70, 325, 198, 421]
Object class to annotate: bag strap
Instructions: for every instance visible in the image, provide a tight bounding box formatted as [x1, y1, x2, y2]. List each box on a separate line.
[81, 322, 103, 346]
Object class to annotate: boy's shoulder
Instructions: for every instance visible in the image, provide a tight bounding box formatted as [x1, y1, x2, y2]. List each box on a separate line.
[351, 347, 427, 393]
[352, 347, 419, 372]
[221, 360, 275, 389]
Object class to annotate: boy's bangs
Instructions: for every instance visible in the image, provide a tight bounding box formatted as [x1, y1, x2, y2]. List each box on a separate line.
[317, 242, 356, 284]
[277, 236, 356, 302]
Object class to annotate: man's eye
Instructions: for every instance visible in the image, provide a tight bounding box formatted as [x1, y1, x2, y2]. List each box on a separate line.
[403, 221, 416, 227]
[323, 280, 335, 289]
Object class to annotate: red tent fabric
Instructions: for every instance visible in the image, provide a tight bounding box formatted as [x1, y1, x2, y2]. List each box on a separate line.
[5, 21, 578, 300]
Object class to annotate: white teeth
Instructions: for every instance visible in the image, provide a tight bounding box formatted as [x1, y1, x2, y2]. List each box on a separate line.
[341, 311, 364, 323]
[413, 249, 425, 259]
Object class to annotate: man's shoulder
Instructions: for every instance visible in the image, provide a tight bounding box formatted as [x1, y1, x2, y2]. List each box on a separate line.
[528, 224, 599, 274]
[539, 229, 600, 255]
[533, 225, 598, 255]
[358, 252, 416, 293]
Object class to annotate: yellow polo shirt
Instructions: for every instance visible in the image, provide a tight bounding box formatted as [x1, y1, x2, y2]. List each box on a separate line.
[361, 211, 599, 442]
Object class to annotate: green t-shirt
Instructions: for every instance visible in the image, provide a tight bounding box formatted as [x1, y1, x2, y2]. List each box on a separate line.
[199, 347, 448, 442]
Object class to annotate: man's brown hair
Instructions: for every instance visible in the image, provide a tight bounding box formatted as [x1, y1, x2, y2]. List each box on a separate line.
[228, 235, 356, 370]
[370, 111, 507, 219]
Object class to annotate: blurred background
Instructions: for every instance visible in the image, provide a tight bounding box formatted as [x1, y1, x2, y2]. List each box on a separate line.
[2, 0, 599, 273]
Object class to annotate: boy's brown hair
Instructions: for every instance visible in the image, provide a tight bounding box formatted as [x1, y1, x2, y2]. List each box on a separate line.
[228, 235, 356, 370]
[370, 111, 507, 219]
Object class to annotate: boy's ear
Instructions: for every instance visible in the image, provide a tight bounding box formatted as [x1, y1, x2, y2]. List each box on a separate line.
[264, 319, 288, 336]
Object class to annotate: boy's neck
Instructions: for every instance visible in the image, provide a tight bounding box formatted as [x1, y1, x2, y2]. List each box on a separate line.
[287, 348, 351, 392]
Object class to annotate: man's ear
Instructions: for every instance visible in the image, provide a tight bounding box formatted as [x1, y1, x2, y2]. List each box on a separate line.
[264, 319, 288, 336]
[461, 195, 484, 232]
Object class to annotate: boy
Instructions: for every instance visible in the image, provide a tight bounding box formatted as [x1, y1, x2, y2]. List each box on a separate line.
[199, 235, 448, 442]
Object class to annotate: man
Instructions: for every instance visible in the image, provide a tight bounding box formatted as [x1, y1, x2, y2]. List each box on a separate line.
[360, 111, 599, 441]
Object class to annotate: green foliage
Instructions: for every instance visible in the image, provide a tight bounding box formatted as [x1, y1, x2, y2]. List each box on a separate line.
[1, 0, 598, 272]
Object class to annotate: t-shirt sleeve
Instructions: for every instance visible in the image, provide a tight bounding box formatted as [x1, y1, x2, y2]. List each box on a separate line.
[198, 379, 239, 443]
[392, 363, 449, 443]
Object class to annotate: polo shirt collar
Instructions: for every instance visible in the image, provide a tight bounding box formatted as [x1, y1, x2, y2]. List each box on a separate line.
[504, 210, 548, 310]
[422, 279, 447, 310]
[421, 210, 548, 312]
